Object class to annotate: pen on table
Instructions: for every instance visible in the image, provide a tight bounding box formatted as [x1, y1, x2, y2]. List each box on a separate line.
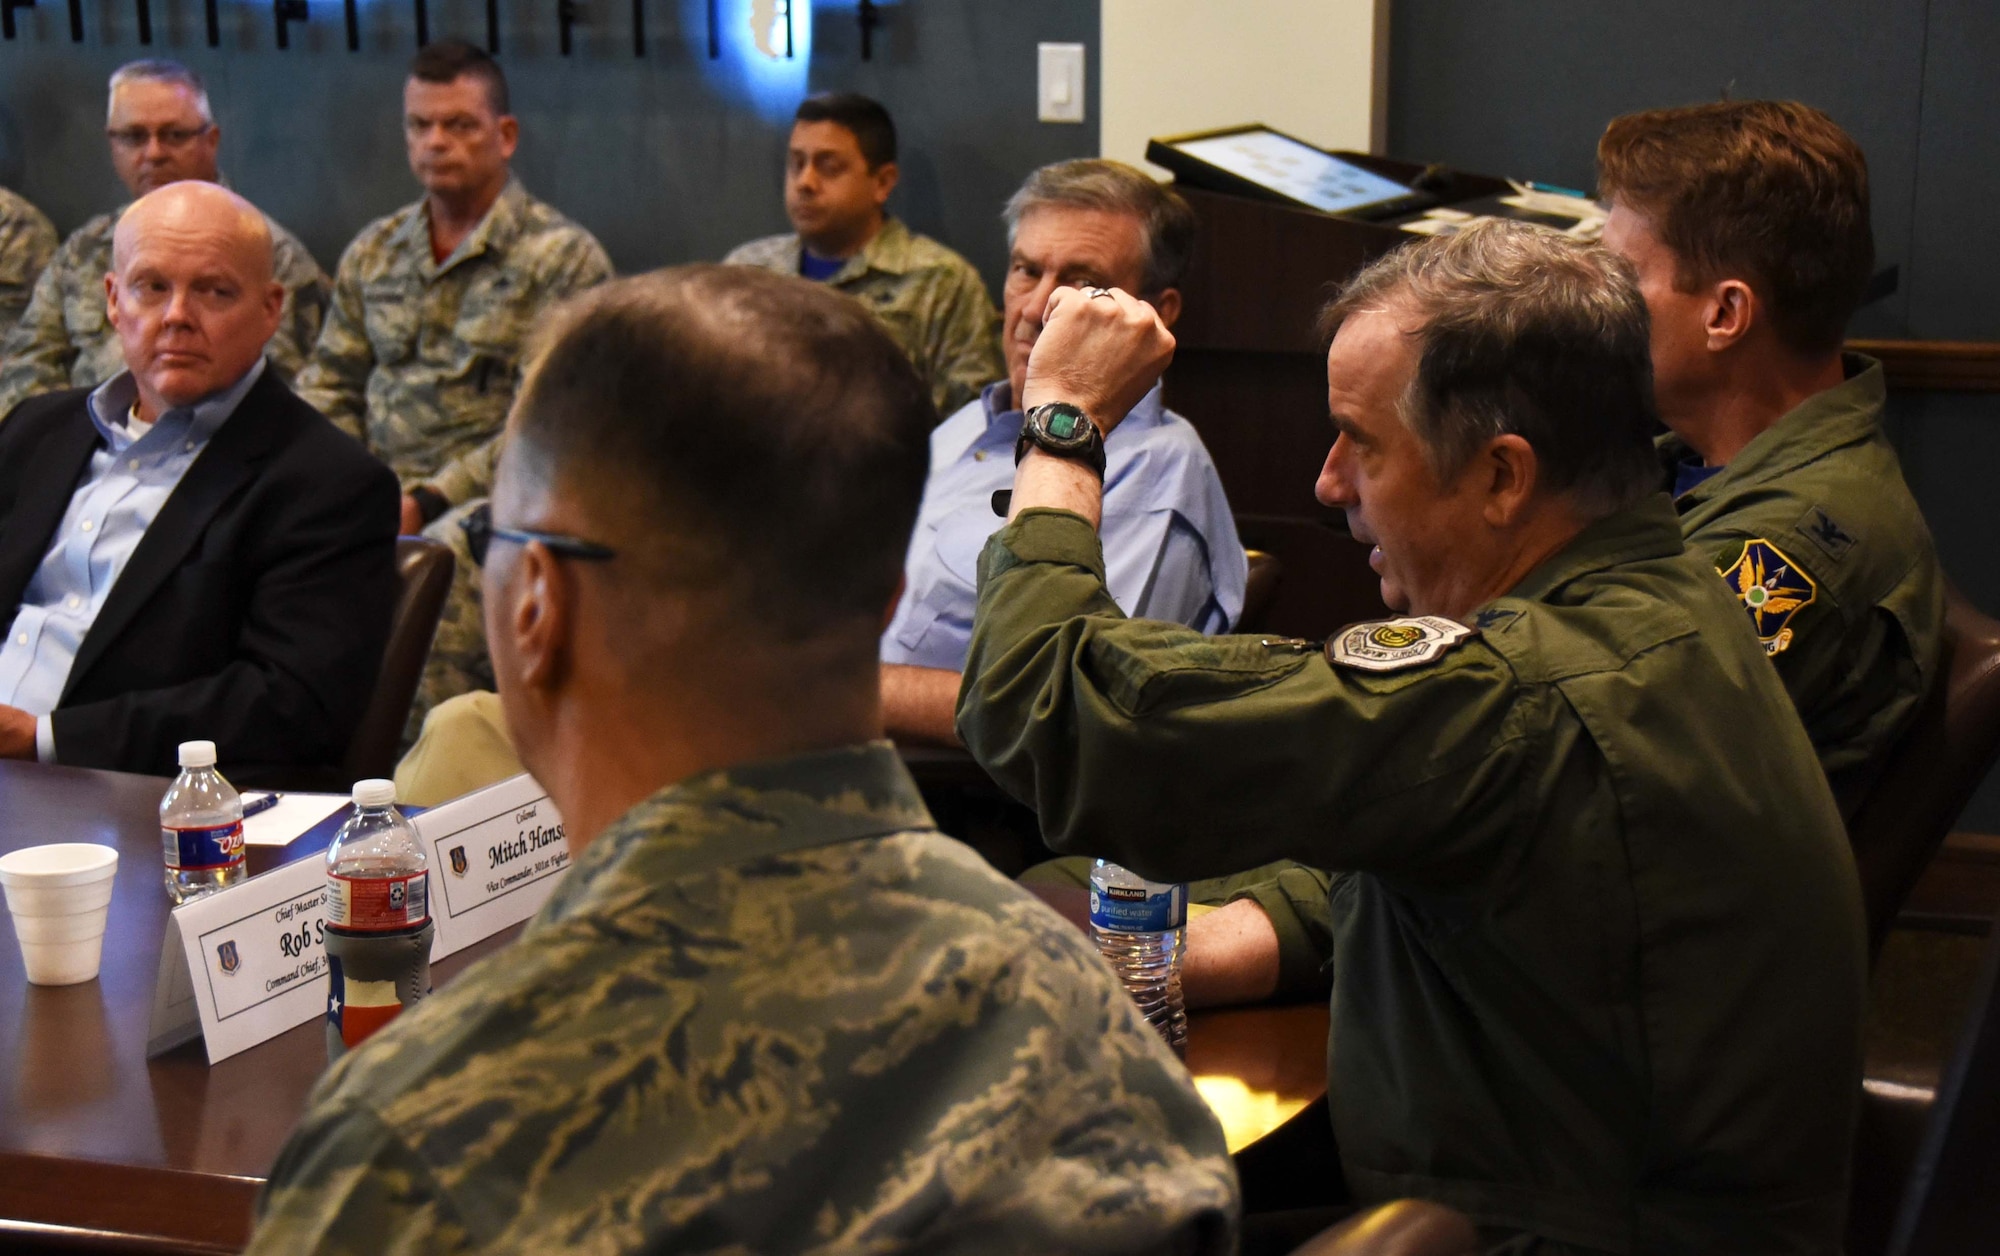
[242, 792, 283, 818]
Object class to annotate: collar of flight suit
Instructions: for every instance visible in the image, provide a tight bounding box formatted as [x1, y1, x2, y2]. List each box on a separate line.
[1498, 493, 1689, 608]
[1664, 353, 1886, 512]
[823, 215, 918, 286]
[398, 173, 531, 280]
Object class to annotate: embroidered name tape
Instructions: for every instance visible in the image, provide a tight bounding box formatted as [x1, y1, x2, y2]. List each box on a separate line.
[1719, 538, 1816, 657]
[1327, 616, 1473, 672]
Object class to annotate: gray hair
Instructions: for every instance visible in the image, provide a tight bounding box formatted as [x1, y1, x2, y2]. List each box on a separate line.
[1320, 219, 1662, 520]
[107, 60, 214, 126]
[1003, 159, 1196, 296]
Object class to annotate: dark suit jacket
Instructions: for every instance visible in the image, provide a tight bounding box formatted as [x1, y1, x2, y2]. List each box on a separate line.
[0, 368, 399, 781]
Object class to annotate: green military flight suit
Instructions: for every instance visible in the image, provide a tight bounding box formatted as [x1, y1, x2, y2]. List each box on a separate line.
[1667, 354, 1944, 815]
[959, 504, 1865, 1255]
[726, 216, 1003, 420]
[0, 201, 327, 418]
[249, 743, 1238, 1255]
[0, 186, 57, 334]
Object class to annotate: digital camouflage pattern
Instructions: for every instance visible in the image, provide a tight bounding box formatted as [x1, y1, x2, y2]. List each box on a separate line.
[1665, 354, 1943, 815]
[406, 497, 489, 746]
[0, 186, 57, 336]
[0, 202, 328, 418]
[726, 216, 1001, 420]
[293, 176, 611, 503]
[249, 742, 1238, 1256]
[959, 503, 1865, 1255]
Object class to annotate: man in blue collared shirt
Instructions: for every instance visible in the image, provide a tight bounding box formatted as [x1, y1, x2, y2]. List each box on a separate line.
[881, 160, 1244, 744]
[0, 182, 398, 775]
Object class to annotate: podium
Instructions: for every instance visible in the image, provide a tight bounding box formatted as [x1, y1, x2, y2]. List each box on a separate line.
[1161, 156, 1512, 638]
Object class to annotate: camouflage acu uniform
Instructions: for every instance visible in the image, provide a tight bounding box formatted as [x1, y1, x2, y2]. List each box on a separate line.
[0, 186, 57, 335]
[295, 178, 610, 741]
[726, 216, 1001, 418]
[0, 200, 327, 417]
[249, 742, 1239, 1256]
[293, 176, 612, 501]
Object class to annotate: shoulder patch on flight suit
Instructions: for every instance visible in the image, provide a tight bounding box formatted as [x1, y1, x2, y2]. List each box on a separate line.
[1719, 538, 1817, 656]
[1326, 616, 1473, 672]
[1795, 504, 1858, 563]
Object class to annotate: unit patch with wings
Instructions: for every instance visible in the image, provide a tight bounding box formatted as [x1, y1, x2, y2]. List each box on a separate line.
[1719, 539, 1817, 656]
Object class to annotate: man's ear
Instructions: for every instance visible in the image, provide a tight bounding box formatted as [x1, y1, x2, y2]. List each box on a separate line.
[506, 542, 572, 693]
[1480, 434, 1540, 528]
[1151, 287, 1183, 332]
[872, 160, 899, 208]
[1704, 278, 1756, 352]
[496, 115, 521, 161]
[103, 272, 121, 332]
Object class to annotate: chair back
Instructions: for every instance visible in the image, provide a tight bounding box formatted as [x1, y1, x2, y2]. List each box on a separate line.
[341, 538, 454, 783]
[1240, 548, 1284, 633]
[1847, 584, 2000, 955]
[1884, 917, 2000, 1254]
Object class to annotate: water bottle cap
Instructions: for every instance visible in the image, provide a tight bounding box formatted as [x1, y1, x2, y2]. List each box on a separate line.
[176, 740, 217, 768]
[351, 779, 397, 808]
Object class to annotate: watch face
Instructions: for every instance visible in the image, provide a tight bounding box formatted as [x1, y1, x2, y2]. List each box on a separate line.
[1047, 409, 1083, 440]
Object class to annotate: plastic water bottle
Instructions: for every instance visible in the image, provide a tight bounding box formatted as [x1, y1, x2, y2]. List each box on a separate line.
[1088, 859, 1188, 1054]
[323, 779, 433, 1061]
[158, 740, 246, 903]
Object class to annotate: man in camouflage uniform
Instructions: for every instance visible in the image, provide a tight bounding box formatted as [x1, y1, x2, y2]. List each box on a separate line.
[247, 266, 1237, 1256]
[0, 186, 56, 332]
[293, 41, 611, 737]
[725, 92, 1000, 418]
[0, 60, 326, 418]
[958, 223, 1864, 1253]
[1600, 99, 1943, 816]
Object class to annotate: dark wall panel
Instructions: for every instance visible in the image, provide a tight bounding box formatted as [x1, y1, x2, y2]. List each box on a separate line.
[0, 0, 1096, 292]
[1385, 0, 1930, 338]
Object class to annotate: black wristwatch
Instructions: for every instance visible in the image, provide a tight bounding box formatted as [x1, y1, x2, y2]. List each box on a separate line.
[1014, 402, 1106, 480]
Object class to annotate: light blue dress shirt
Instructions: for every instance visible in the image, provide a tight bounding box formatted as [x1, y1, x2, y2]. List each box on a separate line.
[883, 380, 1245, 671]
[0, 360, 266, 762]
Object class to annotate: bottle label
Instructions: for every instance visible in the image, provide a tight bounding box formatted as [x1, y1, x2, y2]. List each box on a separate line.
[1089, 880, 1187, 933]
[163, 822, 245, 873]
[327, 871, 429, 932]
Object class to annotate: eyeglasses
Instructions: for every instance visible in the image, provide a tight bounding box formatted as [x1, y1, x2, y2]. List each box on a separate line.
[106, 124, 212, 150]
[461, 502, 617, 568]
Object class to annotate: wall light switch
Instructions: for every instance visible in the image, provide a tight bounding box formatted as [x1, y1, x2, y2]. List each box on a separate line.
[1038, 42, 1086, 123]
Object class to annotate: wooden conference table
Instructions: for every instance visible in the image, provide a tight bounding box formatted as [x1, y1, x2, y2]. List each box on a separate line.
[0, 759, 1329, 1254]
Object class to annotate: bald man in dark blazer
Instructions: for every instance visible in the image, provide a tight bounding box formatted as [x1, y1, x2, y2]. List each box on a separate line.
[0, 183, 397, 781]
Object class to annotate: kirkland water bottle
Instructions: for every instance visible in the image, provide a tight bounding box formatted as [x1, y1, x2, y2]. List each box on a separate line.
[158, 740, 246, 903]
[1088, 859, 1188, 1054]
[323, 780, 433, 1062]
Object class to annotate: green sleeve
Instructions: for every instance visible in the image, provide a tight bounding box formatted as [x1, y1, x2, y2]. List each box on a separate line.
[956, 509, 1528, 887]
[0, 206, 56, 330]
[1217, 864, 1338, 1002]
[248, 1102, 474, 1256]
[292, 248, 376, 443]
[924, 263, 1003, 418]
[0, 252, 80, 419]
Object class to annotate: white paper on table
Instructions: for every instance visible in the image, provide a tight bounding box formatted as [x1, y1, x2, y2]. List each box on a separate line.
[240, 792, 347, 847]
[413, 773, 570, 960]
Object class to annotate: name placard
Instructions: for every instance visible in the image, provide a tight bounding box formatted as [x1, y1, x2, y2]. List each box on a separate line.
[416, 773, 570, 960]
[146, 855, 329, 1063]
[145, 776, 570, 1064]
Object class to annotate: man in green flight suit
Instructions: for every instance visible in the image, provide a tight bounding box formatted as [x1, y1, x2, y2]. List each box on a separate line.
[1599, 99, 1944, 816]
[958, 221, 1865, 1254]
[246, 265, 1237, 1255]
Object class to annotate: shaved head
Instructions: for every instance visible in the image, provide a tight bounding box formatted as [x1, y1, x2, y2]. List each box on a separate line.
[106, 181, 285, 419]
[114, 181, 273, 287]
